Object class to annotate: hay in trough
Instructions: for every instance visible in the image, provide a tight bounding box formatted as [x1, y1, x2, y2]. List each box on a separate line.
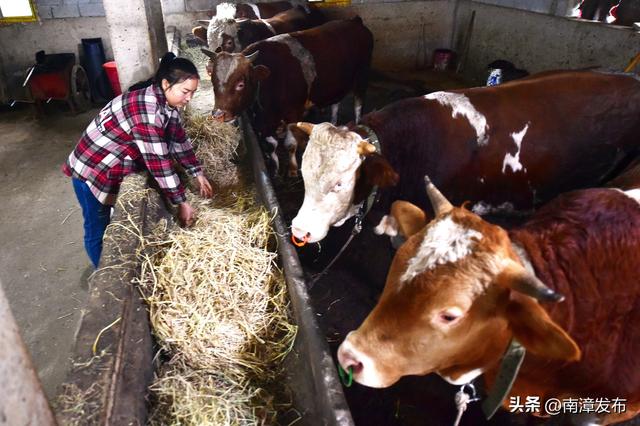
[135, 114, 297, 425]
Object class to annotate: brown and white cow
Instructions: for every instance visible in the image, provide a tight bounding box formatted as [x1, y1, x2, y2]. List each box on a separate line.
[193, 5, 322, 54]
[201, 17, 373, 176]
[337, 177, 640, 425]
[288, 70, 640, 243]
[192, 2, 296, 50]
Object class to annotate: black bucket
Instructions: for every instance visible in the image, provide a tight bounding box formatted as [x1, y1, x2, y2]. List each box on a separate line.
[81, 38, 113, 102]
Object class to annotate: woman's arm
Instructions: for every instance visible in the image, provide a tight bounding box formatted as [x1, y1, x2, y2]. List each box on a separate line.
[166, 112, 214, 198]
[131, 122, 187, 205]
[166, 113, 203, 178]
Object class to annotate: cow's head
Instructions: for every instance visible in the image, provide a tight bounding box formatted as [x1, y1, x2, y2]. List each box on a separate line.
[201, 49, 270, 123]
[337, 177, 580, 388]
[206, 18, 243, 53]
[289, 122, 399, 243]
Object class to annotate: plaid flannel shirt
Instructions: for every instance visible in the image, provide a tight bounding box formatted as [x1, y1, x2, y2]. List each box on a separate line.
[63, 84, 202, 205]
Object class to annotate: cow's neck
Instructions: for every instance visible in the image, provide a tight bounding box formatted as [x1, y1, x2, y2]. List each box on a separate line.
[352, 122, 382, 208]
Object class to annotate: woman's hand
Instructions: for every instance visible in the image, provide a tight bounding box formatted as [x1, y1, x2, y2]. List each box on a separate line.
[178, 202, 196, 227]
[196, 174, 213, 198]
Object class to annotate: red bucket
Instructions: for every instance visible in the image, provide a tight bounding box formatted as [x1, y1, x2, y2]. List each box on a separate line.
[102, 61, 122, 96]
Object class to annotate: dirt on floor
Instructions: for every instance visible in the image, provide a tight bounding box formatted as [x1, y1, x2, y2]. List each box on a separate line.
[0, 103, 96, 401]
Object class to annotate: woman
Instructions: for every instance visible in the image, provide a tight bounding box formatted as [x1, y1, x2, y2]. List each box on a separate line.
[63, 52, 213, 268]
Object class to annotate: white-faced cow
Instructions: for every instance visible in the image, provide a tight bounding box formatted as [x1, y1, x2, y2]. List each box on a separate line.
[201, 17, 373, 177]
[193, 5, 322, 54]
[337, 176, 640, 425]
[192, 2, 296, 49]
[288, 70, 640, 243]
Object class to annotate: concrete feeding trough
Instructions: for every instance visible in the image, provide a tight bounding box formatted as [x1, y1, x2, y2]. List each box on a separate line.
[56, 116, 353, 425]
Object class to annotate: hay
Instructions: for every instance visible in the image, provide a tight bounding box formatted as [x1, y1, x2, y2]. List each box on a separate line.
[136, 115, 297, 425]
[183, 112, 244, 192]
[55, 382, 103, 426]
[54, 348, 112, 426]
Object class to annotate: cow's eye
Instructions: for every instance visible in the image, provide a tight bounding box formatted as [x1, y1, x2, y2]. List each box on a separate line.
[235, 81, 245, 91]
[332, 182, 343, 192]
[438, 309, 462, 324]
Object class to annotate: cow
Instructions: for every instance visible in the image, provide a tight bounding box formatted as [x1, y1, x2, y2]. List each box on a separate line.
[612, 0, 640, 26]
[193, 5, 322, 54]
[201, 17, 374, 177]
[192, 1, 297, 49]
[336, 176, 640, 425]
[575, 0, 619, 21]
[287, 70, 640, 244]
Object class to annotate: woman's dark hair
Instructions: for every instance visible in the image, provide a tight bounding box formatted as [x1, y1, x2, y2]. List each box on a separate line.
[127, 52, 199, 91]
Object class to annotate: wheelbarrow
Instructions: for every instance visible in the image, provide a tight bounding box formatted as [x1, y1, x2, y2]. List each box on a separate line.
[21, 50, 91, 115]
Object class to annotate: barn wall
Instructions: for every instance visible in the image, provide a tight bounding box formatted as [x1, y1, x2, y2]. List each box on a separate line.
[313, 1, 455, 71]
[0, 17, 113, 97]
[454, 1, 640, 84]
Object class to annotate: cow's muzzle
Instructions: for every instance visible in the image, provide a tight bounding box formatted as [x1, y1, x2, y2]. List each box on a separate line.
[211, 109, 237, 123]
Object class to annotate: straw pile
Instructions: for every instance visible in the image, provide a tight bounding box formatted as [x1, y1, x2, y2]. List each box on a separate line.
[182, 112, 244, 191]
[137, 116, 297, 425]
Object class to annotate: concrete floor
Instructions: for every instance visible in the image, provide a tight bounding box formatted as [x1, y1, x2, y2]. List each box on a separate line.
[0, 103, 98, 402]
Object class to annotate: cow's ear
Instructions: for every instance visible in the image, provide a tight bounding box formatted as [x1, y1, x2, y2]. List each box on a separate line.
[252, 65, 270, 81]
[287, 123, 311, 151]
[504, 293, 581, 362]
[390, 200, 428, 238]
[361, 153, 399, 188]
[192, 26, 207, 43]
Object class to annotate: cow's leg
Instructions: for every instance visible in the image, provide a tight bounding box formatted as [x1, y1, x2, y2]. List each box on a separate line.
[330, 103, 340, 125]
[282, 108, 307, 177]
[354, 95, 363, 124]
[284, 128, 299, 178]
[265, 136, 280, 172]
[353, 64, 369, 124]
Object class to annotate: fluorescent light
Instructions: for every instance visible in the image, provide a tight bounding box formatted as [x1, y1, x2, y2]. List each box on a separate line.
[0, 0, 32, 17]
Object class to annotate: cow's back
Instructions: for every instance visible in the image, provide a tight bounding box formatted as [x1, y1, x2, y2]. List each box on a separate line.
[243, 18, 373, 133]
[235, 1, 293, 19]
[292, 17, 373, 106]
[364, 70, 640, 214]
[505, 188, 640, 403]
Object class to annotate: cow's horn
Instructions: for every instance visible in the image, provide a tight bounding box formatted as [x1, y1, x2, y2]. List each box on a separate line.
[424, 175, 453, 216]
[357, 140, 376, 155]
[296, 122, 314, 135]
[201, 48, 216, 60]
[245, 50, 259, 63]
[507, 268, 565, 303]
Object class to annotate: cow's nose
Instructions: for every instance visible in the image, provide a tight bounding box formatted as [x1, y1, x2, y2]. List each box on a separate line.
[291, 226, 311, 241]
[337, 343, 364, 376]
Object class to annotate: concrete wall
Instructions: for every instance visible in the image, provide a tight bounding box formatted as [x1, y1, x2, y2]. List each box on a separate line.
[470, 0, 578, 16]
[300, 1, 455, 71]
[34, 0, 105, 20]
[0, 17, 112, 77]
[454, 0, 640, 84]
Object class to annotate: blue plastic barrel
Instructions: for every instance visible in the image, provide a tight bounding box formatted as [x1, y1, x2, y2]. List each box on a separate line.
[81, 38, 113, 102]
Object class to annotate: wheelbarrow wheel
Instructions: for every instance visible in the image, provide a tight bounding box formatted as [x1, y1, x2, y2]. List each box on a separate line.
[71, 65, 91, 113]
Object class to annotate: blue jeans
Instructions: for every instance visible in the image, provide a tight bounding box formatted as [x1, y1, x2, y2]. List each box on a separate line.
[72, 178, 111, 268]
